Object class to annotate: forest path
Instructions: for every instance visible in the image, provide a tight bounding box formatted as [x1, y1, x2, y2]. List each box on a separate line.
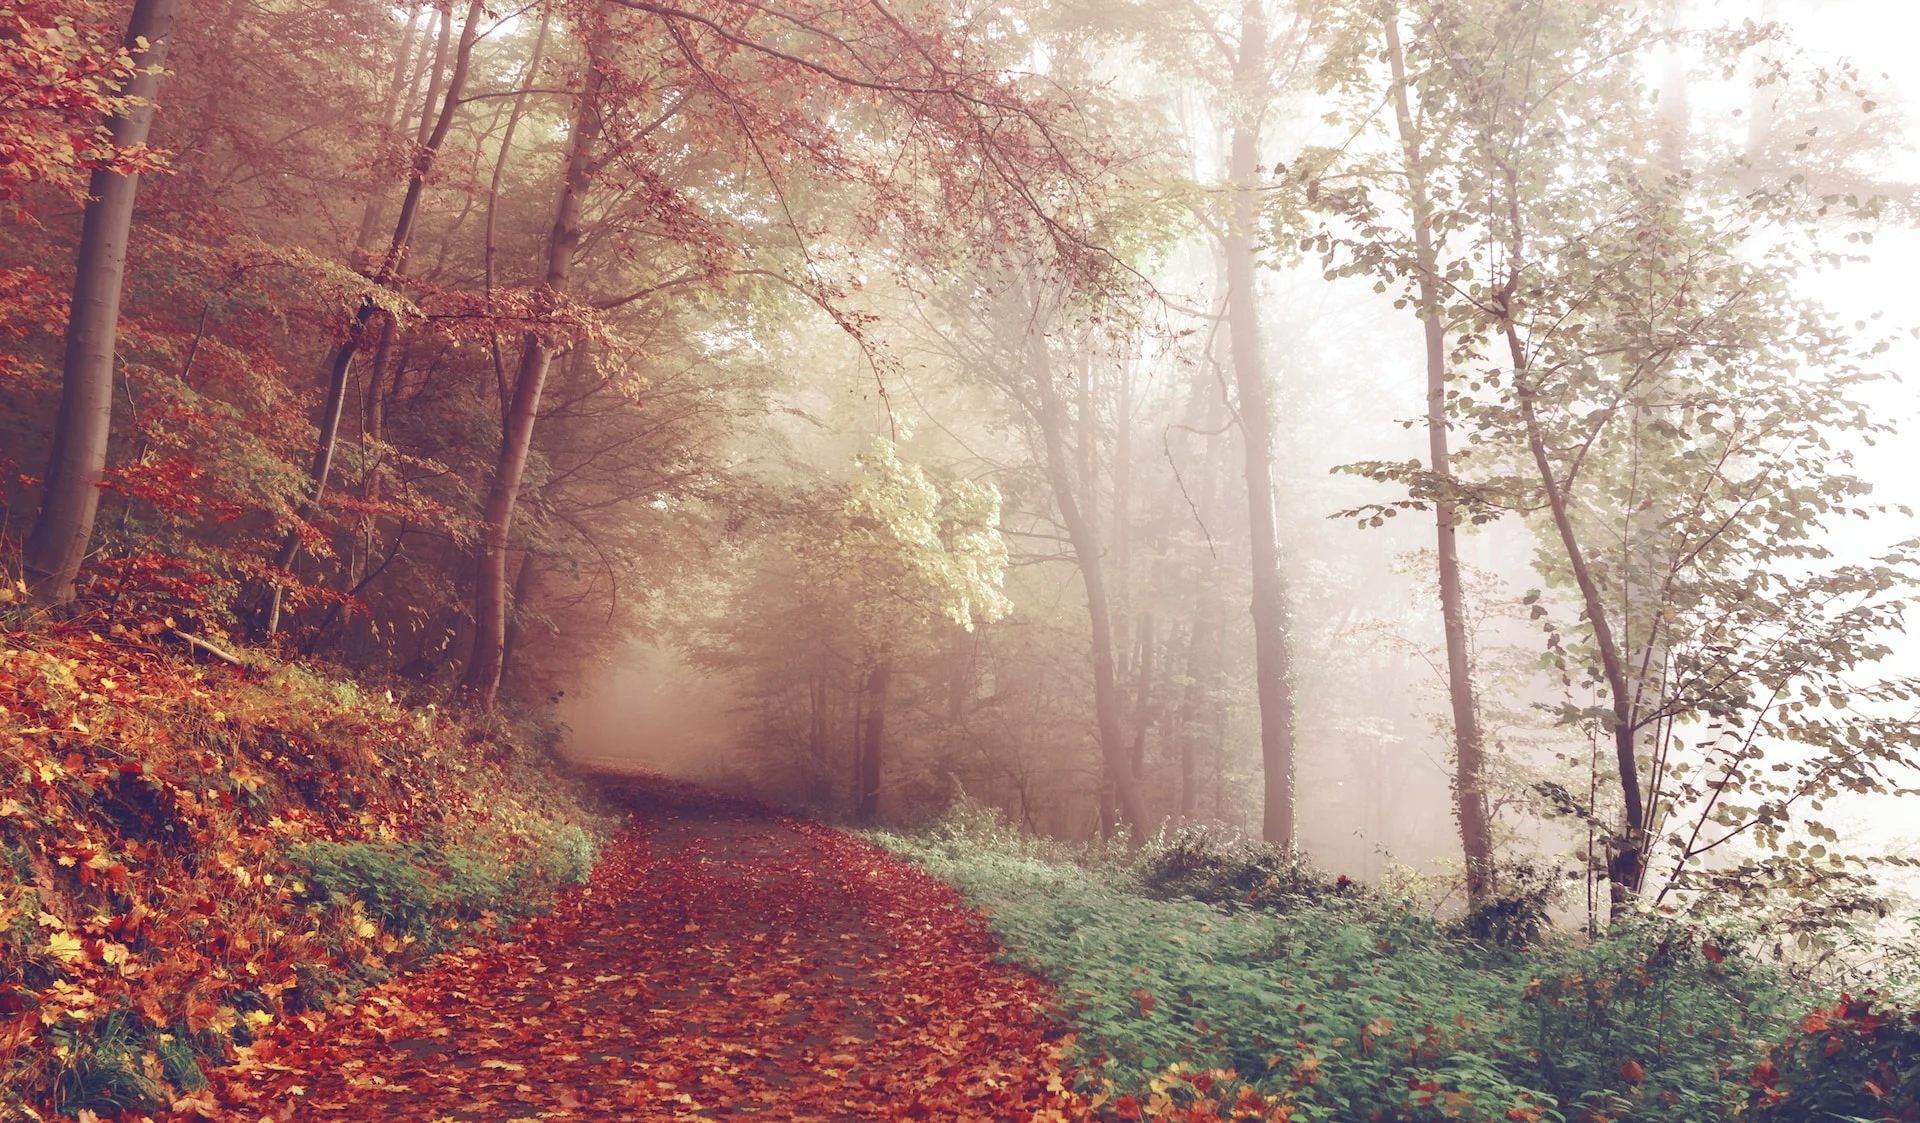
[202, 779, 1092, 1122]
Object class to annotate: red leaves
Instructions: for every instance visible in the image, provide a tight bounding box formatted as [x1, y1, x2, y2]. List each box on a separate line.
[1133, 988, 1155, 1019]
[1620, 1059, 1645, 1084]
[1746, 991, 1920, 1119]
[199, 780, 1097, 1120]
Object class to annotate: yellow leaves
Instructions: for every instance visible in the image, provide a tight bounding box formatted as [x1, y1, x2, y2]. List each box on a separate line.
[168, 1088, 222, 1117]
[41, 979, 99, 1023]
[355, 918, 378, 940]
[243, 1009, 274, 1032]
[479, 1058, 527, 1072]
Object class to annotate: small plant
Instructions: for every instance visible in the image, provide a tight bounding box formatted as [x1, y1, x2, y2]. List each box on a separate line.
[48, 1009, 163, 1115]
[1747, 992, 1920, 1122]
[287, 837, 520, 951]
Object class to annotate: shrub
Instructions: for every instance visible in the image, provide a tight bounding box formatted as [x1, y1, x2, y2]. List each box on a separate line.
[1747, 992, 1920, 1122]
[1453, 862, 1565, 950]
[1511, 920, 1789, 1121]
[520, 820, 598, 887]
[1137, 823, 1346, 911]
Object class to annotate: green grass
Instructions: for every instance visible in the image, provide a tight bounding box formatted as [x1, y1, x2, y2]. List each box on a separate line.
[874, 810, 1823, 1123]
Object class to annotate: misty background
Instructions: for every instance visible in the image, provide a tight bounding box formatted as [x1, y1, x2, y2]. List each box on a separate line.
[552, 0, 1920, 927]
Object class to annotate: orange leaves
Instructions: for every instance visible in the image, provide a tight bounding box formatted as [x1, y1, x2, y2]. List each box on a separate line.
[197, 779, 1098, 1121]
[1133, 988, 1155, 1019]
[1620, 1058, 1645, 1084]
[0, 621, 608, 1114]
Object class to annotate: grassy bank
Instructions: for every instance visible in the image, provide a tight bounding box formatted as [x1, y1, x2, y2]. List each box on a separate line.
[0, 618, 616, 1119]
[876, 808, 1920, 1122]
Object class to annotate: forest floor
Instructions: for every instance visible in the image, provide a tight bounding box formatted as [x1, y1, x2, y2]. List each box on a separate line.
[192, 778, 1094, 1122]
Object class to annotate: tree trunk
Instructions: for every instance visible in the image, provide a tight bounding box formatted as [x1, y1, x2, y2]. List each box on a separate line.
[1032, 333, 1152, 843]
[259, 0, 484, 634]
[1507, 325, 1646, 905]
[355, 5, 440, 252]
[461, 50, 605, 707]
[23, 0, 181, 605]
[810, 671, 831, 762]
[485, 1, 553, 302]
[1223, 0, 1298, 849]
[857, 658, 891, 823]
[496, 549, 540, 697]
[1383, 9, 1495, 905]
[1130, 613, 1155, 779]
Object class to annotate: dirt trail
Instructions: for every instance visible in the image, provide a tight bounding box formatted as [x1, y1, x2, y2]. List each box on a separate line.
[203, 780, 1092, 1121]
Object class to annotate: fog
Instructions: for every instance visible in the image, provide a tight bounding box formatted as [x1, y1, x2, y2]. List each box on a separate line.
[528, 0, 1920, 937]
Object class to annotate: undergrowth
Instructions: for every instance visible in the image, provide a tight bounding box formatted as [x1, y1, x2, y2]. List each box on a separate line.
[0, 617, 614, 1119]
[876, 805, 1917, 1122]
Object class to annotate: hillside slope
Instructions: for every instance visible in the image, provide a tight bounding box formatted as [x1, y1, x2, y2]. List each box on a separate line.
[0, 619, 611, 1118]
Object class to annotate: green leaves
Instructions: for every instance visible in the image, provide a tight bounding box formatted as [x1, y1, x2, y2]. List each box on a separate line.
[840, 439, 1011, 635]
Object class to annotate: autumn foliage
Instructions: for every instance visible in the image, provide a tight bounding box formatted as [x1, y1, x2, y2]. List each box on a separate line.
[1746, 993, 1920, 1122]
[0, 618, 605, 1116]
[201, 780, 1098, 1120]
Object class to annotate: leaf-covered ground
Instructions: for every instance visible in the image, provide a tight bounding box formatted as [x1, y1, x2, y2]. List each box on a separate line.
[196, 781, 1095, 1121]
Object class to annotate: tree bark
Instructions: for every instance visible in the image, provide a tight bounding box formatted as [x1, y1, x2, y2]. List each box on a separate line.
[1383, 9, 1495, 904]
[856, 658, 891, 823]
[461, 49, 605, 707]
[23, 0, 181, 605]
[496, 549, 541, 697]
[1223, 0, 1298, 849]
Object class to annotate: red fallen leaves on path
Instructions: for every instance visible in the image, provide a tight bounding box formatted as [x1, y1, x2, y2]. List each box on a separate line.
[184, 779, 1097, 1122]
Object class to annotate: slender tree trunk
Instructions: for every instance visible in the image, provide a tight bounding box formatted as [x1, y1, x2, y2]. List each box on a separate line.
[485, 2, 553, 302]
[23, 0, 181, 605]
[354, 4, 431, 254]
[1032, 334, 1152, 843]
[1223, 0, 1298, 849]
[259, 0, 484, 634]
[496, 549, 540, 696]
[462, 52, 605, 706]
[1506, 326, 1646, 905]
[1130, 613, 1155, 779]
[810, 671, 831, 762]
[1383, 10, 1495, 904]
[1178, 605, 1220, 819]
[857, 657, 891, 823]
